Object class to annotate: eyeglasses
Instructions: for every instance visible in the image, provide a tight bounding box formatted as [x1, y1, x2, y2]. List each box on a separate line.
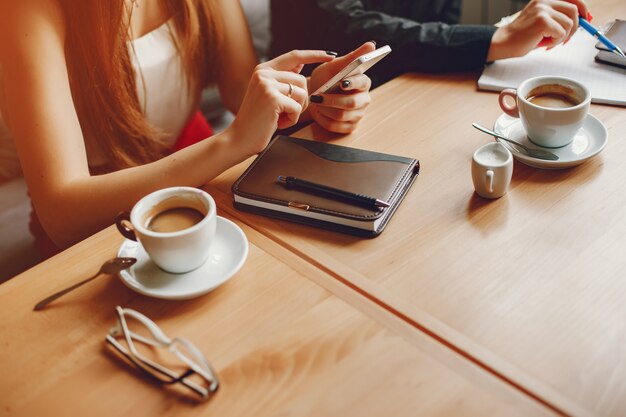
[105, 306, 219, 399]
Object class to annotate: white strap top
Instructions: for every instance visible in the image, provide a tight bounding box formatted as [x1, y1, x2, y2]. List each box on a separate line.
[129, 19, 194, 146]
[0, 18, 194, 174]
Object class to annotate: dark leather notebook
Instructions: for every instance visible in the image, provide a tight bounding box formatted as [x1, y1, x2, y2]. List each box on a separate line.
[232, 135, 419, 237]
[595, 19, 626, 68]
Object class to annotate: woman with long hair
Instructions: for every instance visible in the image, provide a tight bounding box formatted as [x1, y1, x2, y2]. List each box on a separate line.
[0, 0, 375, 255]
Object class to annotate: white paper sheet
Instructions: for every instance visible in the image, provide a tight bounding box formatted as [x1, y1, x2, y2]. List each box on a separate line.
[478, 29, 626, 106]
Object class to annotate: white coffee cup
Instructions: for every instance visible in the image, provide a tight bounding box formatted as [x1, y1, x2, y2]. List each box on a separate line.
[472, 143, 513, 199]
[498, 76, 590, 148]
[116, 187, 217, 274]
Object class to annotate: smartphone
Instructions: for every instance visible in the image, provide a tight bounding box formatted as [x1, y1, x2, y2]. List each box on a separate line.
[312, 45, 392, 95]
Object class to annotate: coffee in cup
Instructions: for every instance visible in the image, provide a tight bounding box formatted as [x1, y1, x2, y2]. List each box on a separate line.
[146, 207, 205, 233]
[526, 84, 581, 108]
[116, 187, 217, 274]
[144, 197, 207, 233]
[498, 76, 590, 148]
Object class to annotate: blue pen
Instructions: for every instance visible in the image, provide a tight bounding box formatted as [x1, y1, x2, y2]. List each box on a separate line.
[578, 16, 626, 58]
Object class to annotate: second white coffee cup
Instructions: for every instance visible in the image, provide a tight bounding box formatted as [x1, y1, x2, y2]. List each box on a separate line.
[498, 76, 590, 148]
[472, 143, 513, 199]
[116, 187, 217, 274]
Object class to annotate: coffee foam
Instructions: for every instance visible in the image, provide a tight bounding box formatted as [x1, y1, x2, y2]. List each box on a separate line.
[476, 149, 508, 166]
[526, 84, 582, 107]
[143, 195, 208, 229]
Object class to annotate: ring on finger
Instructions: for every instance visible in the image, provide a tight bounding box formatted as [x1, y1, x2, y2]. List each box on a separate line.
[286, 83, 294, 98]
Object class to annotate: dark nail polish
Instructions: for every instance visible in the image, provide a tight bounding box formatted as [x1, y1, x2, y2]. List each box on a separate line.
[368, 40, 377, 46]
[341, 80, 351, 89]
[326, 51, 338, 56]
[310, 95, 324, 104]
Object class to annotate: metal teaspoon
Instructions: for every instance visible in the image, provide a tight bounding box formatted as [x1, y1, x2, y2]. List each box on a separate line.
[34, 257, 137, 311]
[472, 123, 559, 161]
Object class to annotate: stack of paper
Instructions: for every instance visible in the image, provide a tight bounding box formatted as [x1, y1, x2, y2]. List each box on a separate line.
[478, 29, 626, 106]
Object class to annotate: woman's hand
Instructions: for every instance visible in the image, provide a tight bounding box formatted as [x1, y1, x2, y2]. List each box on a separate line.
[487, 0, 590, 61]
[228, 50, 336, 157]
[308, 42, 376, 134]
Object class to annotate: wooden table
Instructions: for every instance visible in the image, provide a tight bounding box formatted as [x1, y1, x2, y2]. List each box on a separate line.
[0, 214, 551, 416]
[3, 2, 625, 415]
[204, 3, 626, 416]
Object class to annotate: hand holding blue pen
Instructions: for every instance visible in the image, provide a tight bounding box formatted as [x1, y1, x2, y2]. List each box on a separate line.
[578, 16, 626, 58]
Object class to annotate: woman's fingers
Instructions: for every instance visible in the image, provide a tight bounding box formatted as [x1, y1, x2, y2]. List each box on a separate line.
[339, 73, 372, 92]
[538, 11, 569, 46]
[316, 42, 376, 79]
[309, 42, 376, 93]
[547, 0, 579, 42]
[274, 72, 308, 108]
[310, 108, 358, 134]
[541, 10, 572, 45]
[487, 0, 591, 60]
[309, 90, 370, 133]
[276, 80, 308, 108]
[261, 49, 336, 73]
[550, 0, 579, 26]
[314, 105, 367, 124]
[276, 93, 303, 130]
[533, 0, 590, 46]
[558, 0, 589, 20]
[256, 67, 308, 89]
[306, 43, 375, 134]
[254, 68, 309, 108]
[310, 91, 371, 110]
[230, 61, 312, 155]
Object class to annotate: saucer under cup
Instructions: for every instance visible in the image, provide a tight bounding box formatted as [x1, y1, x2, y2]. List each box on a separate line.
[117, 216, 248, 300]
[493, 113, 607, 169]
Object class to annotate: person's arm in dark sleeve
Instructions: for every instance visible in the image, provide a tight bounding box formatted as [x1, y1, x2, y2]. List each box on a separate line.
[314, 0, 496, 75]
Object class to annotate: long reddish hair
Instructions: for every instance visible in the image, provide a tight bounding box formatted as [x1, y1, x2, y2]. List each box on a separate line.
[58, 0, 221, 170]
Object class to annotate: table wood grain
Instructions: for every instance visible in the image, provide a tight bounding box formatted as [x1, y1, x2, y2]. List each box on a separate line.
[204, 3, 626, 416]
[0, 214, 553, 417]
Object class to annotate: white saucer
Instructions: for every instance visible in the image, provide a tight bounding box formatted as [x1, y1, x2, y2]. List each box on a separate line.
[493, 113, 608, 169]
[116, 216, 248, 300]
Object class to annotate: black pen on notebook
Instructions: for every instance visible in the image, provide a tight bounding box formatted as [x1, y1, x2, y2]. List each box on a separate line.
[277, 176, 390, 209]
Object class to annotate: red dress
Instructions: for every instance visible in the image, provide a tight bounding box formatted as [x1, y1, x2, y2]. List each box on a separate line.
[30, 110, 214, 259]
